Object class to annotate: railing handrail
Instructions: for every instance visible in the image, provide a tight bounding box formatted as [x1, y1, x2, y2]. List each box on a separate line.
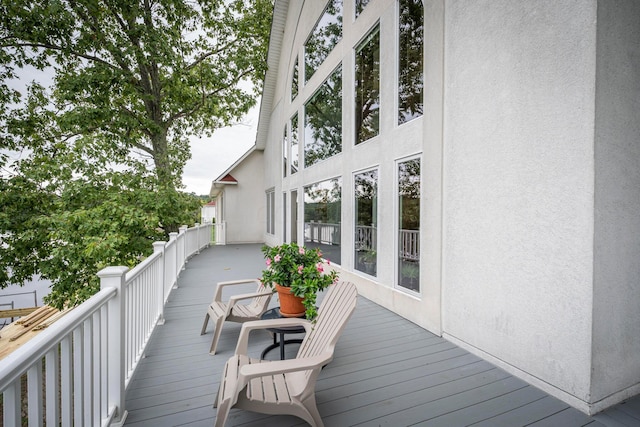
[0, 222, 213, 426]
[0, 287, 117, 391]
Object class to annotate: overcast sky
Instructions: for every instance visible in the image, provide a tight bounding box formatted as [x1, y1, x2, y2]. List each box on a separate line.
[182, 104, 259, 196]
[4, 65, 259, 197]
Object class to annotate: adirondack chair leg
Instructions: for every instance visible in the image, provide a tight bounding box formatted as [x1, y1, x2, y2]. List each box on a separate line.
[302, 396, 324, 427]
[209, 316, 225, 355]
[214, 398, 232, 427]
[200, 312, 210, 335]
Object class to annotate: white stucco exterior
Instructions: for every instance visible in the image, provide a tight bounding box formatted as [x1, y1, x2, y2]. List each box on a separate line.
[218, 0, 640, 414]
[210, 149, 265, 244]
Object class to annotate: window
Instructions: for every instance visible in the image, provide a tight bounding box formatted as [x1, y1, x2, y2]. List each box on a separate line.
[397, 158, 420, 291]
[266, 189, 276, 235]
[354, 169, 378, 276]
[305, 0, 343, 82]
[304, 65, 342, 167]
[282, 124, 288, 177]
[304, 177, 342, 265]
[355, 0, 371, 18]
[398, 0, 424, 124]
[283, 192, 287, 241]
[355, 25, 380, 145]
[291, 56, 299, 101]
[290, 113, 299, 174]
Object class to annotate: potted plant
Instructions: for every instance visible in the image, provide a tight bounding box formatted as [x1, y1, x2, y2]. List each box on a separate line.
[401, 262, 419, 289]
[260, 242, 339, 320]
[360, 249, 377, 275]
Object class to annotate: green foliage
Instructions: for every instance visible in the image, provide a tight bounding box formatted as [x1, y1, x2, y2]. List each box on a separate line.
[260, 243, 339, 320]
[0, 0, 271, 307]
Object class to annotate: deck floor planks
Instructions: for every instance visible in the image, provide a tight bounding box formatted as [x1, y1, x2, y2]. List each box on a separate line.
[122, 244, 633, 426]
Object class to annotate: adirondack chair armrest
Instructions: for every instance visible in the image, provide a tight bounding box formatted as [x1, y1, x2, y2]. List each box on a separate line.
[235, 318, 312, 355]
[228, 289, 273, 304]
[237, 353, 332, 386]
[213, 278, 261, 301]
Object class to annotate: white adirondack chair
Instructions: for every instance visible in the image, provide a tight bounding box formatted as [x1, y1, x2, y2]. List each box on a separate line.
[213, 281, 358, 427]
[201, 279, 274, 355]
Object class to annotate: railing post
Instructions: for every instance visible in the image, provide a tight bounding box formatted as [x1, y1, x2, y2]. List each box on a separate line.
[153, 241, 166, 326]
[194, 223, 201, 254]
[179, 225, 188, 269]
[98, 266, 129, 427]
[169, 232, 179, 289]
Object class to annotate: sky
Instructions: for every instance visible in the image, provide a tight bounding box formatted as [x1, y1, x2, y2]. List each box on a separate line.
[182, 103, 259, 196]
[4, 65, 260, 197]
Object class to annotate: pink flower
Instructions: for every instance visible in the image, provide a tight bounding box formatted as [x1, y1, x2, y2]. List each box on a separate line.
[316, 262, 324, 273]
[274, 254, 281, 262]
[266, 258, 272, 267]
[326, 259, 331, 265]
[297, 265, 303, 274]
[298, 247, 305, 255]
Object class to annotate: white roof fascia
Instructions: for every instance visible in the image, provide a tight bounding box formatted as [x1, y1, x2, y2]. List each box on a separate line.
[255, 0, 289, 150]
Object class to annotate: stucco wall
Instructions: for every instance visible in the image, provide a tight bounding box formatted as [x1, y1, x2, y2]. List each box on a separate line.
[591, 0, 640, 408]
[224, 150, 265, 244]
[442, 0, 597, 407]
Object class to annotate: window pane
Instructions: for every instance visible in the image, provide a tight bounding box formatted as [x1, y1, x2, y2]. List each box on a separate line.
[267, 190, 276, 235]
[304, 65, 342, 167]
[304, 177, 342, 265]
[305, 0, 343, 82]
[355, 0, 371, 18]
[290, 113, 299, 174]
[355, 25, 380, 144]
[354, 170, 378, 276]
[283, 124, 288, 177]
[291, 56, 298, 101]
[398, 158, 420, 291]
[398, 0, 424, 124]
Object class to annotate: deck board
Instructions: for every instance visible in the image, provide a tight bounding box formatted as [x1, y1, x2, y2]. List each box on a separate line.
[122, 244, 636, 426]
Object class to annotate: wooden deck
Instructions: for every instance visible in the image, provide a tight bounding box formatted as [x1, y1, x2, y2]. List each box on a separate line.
[123, 244, 640, 426]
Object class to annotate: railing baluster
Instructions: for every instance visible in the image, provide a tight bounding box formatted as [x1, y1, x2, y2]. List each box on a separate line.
[45, 347, 60, 425]
[0, 223, 210, 426]
[83, 317, 93, 426]
[27, 361, 43, 425]
[3, 379, 20, 426]
[61, 334, 73, 425]
[73, 327, 84, 425]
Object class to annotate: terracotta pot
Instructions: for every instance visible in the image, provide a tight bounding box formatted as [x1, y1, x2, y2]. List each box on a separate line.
[275, 284, 306, 318]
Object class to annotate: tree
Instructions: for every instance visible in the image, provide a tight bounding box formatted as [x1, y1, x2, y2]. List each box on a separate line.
[0, 0, 272, 308]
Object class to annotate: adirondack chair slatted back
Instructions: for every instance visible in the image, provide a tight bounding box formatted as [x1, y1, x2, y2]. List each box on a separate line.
[296, 281, 357, 362]
[228, 283, 270, 318]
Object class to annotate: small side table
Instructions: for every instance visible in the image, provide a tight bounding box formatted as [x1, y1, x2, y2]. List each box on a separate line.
[260, 307, 307, 360]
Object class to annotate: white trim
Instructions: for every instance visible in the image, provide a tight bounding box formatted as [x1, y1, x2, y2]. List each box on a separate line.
[394, 154, 422, 297]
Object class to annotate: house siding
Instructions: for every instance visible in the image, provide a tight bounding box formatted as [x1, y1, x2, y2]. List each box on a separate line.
[251, 0, 639, 414]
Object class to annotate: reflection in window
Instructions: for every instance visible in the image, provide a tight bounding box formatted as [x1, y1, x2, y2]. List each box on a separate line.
[305, 0, 343, 82]
[266, 189, 276, 235]
[291, 56, 299, 101]
[354, 170, 378, 276]
[398, 158, 420, 291]
[355, 25, 380, 145]
[304, 65, 342, 167]
[355, 0, 371, 18]
[282, 125, 288, 177]
[304, 177, 342, 265]
[290, 113, 299, 174]
[398, 0, 424, 124]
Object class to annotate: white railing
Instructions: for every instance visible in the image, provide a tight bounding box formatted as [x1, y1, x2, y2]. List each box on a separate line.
[399, 229, 420, 261]
[355, 225, 377, 251]
[304, 221, 341, 245]
[0, 222, 213, 427]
